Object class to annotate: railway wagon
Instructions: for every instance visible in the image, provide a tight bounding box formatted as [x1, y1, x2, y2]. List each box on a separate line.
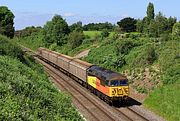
[69, 58, 92, 83]
[57, 54, 73, 72]
[40, 48, 49, 60]
[38, 48, 73, 72]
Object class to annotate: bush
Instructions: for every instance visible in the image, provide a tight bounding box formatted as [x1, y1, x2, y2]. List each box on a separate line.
[101, 30, 109, 38]
[146, 46, 157, 64]
[116, 39, 134, 55]
[68, 31, 85, 49]
[132, 46, 157, 67]
[172, 22, 180, 40]
[0, 35, 24, 61]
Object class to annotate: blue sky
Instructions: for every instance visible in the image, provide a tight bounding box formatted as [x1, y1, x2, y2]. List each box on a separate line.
[0, 0, 179, 30]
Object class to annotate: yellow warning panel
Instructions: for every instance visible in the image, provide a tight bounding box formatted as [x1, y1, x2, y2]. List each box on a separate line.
[87, 76, 96, 88]
[109, 86, 129, 97]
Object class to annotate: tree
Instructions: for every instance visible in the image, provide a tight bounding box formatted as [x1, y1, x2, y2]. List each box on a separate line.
[148, 20, 158, 37]
[136, 19, 143, 32]
[83, 22, 114, 31]
[155, 12, 168, 36]
[172, 22, 180, 39]
[15, 26, 42, 38]
[68, 31, 85, 49]
[117, 17, 137, 32]
[167, 16, 177, 33]
[69, 21, 83, 32]
[0, 6, 15, 38]
[140, 2, 155, 34]
[101, 29, 109, 38]
[44, 15, 70, 46]
[147, 2, 155, 20]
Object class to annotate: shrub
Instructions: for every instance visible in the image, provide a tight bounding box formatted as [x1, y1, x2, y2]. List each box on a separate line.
[0, 35, 24, 61]
[146, 46, 157, 64]
[116, 39, 134, 55]
[172, 22, 180, 39]
[101, 29, 109, 38]
[68, 31, 85, 49]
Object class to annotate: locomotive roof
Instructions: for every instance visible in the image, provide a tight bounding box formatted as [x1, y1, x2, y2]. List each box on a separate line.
[87, 65, 127, 81]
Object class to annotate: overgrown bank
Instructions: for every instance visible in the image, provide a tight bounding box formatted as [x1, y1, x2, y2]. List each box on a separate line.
[0, 35, 83, 121]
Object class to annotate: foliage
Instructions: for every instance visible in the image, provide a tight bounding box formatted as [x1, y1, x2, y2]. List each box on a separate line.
[44, 15, 70, 46]
[137, 3, 176, 37]
[158, 40, 180, 84]
[101, 29, 109, 38]
[172, 22, 180, 39]
[15, 26, 43, 38]
[83, 22, 114, 31]
[0, 6, 15, 38]
[155, 12, 168, 36]
[69, 21, 83, 32]
[0, 35, 24, 61]
[136, 19, 144, 33]
[0, 56, 83, 121]
[68, 31, 85, 49]
[130, 45, 157, 67]
[0, 35, 83, 120]
[116, 39, 135, 55]
[148, 20, 158, 37]
[117, 17, 137, 32]
[15, 30, 45, 51]
[167, 16, 177, 33]
[146, 2, 155, 20]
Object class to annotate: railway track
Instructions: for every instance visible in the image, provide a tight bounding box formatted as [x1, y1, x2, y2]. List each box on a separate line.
[35, 56, 150, 121]
[114, 107, 149, 121]
[22, 47, 153, 121]
[35, 57, 117, 121]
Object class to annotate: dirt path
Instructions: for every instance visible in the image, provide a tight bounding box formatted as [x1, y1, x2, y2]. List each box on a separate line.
[74, 49, 90, 58]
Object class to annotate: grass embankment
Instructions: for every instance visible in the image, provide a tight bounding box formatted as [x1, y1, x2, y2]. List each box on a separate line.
[0, 35, 83, 121]
[144, 83, 180, 121]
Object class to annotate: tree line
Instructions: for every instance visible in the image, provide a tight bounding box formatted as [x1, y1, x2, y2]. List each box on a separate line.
[1, 3, 180, 47]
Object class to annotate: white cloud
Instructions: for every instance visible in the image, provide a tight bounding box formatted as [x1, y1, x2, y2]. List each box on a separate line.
[121, 14, 129, 18]
[63, 12, 76, 17]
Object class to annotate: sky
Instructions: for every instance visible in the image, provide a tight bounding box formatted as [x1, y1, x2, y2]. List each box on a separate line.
[0, 0, 179, 30]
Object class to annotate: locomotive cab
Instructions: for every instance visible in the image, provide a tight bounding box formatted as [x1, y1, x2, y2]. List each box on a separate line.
[87, 65, 129, 102]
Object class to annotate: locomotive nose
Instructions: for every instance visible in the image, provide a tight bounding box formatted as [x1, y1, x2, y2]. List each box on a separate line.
[123, 87, 129, 95]
[110, 86, 129, 97]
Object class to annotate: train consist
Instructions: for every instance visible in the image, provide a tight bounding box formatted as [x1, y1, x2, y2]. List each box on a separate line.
[37, 47, 129, 104]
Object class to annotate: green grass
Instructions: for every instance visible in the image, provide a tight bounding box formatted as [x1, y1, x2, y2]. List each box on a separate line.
[83, 31, 114, 38]
[144, 83, 180, 121]
[83, 31, 101, 38]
